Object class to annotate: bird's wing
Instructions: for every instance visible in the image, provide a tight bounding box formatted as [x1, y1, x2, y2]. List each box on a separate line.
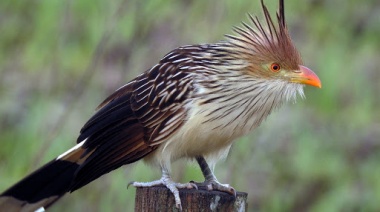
[70, 50, 195, 190]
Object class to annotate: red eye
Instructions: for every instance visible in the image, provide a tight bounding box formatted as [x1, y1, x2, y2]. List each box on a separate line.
[270, 63, 281, 72]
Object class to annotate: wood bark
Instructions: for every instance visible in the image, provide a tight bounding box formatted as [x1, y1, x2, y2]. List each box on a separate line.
[135, 185, 247, 212]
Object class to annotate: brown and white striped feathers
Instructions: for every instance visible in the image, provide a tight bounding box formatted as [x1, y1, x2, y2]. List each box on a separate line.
[72, 0, 304, 184]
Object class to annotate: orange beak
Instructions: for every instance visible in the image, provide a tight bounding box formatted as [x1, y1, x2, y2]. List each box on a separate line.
[290, 65, 322, 88]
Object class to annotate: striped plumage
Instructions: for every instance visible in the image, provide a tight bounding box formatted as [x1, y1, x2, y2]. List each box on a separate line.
[0, 0, 321, 211]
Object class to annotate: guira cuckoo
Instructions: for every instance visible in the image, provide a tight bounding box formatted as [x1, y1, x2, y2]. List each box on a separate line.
[0, 0, 321, 211]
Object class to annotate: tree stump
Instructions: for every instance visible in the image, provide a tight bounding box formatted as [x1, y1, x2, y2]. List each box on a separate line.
[135, 185, 247, 212]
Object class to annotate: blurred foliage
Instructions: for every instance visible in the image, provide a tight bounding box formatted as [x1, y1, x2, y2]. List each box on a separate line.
[0, 0, 380, 211]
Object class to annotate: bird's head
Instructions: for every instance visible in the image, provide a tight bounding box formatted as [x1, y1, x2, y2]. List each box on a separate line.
[225, 0, 321, 89]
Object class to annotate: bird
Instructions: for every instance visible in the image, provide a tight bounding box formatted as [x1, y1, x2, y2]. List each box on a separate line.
[0, 0, 321, 211]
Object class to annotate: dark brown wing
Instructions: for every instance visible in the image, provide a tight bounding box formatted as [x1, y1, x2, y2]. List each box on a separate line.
[69, 47, 195, 191]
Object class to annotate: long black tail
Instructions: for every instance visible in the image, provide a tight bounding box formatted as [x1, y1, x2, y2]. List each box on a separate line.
[0, 144, 84, 212]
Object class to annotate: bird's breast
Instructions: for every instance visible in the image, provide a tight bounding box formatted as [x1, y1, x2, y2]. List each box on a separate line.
[145, 99, 256, 168]
[144, 79, 302, 168]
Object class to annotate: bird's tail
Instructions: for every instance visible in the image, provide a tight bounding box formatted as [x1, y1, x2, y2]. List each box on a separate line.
[0, 142, 86, 212]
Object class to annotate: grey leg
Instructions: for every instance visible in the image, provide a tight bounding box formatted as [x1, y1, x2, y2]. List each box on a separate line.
[196, 156, 236, 196]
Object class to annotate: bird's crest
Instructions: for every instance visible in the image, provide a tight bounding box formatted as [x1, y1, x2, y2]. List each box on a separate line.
[226, 0, 302, 70]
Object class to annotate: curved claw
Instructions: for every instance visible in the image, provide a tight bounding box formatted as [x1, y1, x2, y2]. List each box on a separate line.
[227, 186, 236, 197]
[189, 182, 198, 190]
[176, 202, 183, 211]
[127, 181, 135, 189]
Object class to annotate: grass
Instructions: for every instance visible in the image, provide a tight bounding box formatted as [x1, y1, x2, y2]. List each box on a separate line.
[0, 0, 379, 211]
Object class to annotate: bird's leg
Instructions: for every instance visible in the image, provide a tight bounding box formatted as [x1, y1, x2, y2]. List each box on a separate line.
[195, 156, 236, 196]
[129, 168, 197, 210]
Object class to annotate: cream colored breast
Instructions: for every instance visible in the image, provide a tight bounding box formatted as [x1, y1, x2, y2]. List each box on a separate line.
[145, 79, 304, 169]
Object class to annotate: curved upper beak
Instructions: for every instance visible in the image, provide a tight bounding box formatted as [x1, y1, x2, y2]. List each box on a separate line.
[290, 65, 322, 88]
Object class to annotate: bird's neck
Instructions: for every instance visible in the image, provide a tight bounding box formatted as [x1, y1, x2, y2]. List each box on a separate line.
[193, 68, 304, 138]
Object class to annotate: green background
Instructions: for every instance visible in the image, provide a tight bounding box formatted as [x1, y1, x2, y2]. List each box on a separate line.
[0, 0, 379, 211]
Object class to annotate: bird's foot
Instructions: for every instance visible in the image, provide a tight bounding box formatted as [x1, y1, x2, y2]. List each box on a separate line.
[191, 179, 236, 197]
[128, 177, 197, 211]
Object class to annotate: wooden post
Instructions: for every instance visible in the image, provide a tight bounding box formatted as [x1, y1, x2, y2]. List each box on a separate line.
[135, 185, 247, 212]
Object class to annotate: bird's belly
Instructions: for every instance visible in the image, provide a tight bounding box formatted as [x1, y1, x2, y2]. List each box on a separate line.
[144, 103, 252, 167]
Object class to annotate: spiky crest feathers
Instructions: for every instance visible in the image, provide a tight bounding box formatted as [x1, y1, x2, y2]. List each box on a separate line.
[225, 0, 302, 72]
